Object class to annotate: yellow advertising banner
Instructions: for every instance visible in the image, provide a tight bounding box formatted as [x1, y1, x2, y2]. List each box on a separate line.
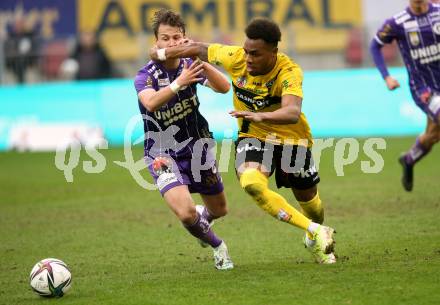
[78, 0, 362, 60]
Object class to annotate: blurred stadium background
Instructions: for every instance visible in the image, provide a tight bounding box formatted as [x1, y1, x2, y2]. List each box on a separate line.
[0, 0, 406, 80]
[0, 0, 427, 150]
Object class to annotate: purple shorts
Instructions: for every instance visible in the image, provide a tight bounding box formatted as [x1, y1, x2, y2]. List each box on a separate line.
[146, 149, 224, 196]
[413, 91, 440, 123]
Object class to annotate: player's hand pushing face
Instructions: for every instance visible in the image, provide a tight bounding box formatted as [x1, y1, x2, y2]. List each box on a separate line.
[176, 60, 204, 86]
[179, 38, 194, 46]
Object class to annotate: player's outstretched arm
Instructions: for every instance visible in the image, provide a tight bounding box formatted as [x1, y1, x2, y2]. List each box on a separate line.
[202, 62, 230, 93]
[230, 95, 301, 124]
[150, 41, 210, 62]
[370, 39, 400, 90]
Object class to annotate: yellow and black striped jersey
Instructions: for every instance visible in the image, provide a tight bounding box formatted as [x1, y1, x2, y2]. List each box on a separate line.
[208, 43, 312, 146]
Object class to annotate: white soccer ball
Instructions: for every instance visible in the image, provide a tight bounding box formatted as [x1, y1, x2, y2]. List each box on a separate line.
[29, 258, 72, 297]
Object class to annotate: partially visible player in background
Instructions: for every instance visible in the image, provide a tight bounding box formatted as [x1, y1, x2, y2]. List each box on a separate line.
[150, 18, 336, 264]
[370, 0, 440, 192]
[134, 9, 233, 270]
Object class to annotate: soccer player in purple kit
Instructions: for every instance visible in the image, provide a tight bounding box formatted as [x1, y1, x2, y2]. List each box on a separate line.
[134, 9, 233, 270]
[371, 0, 440, 191]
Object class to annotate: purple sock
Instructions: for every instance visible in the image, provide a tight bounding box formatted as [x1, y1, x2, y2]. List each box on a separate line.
[405, 137, 431, 165]
[184, 214, 222, 248]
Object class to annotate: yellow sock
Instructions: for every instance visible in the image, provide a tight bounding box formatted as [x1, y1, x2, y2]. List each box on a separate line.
[240, 168, 311, 231]
[299, 192, 324, 224]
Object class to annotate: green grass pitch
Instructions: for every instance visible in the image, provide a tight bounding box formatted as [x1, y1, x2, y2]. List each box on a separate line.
[0, 137, 439, 305]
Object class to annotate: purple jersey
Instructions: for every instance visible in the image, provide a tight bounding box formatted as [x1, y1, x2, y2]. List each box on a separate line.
[134, 58, 212, 158]
[374, 3, 440, 96]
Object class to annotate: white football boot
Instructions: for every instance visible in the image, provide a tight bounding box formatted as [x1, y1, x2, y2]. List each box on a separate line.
[213, 241, 234, 270]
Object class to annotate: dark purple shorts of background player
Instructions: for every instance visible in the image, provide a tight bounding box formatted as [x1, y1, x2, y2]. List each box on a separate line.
[412, 90, 440, 123]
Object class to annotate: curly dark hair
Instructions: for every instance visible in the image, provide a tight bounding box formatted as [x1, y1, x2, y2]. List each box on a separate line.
[245, 17, 281, 46]
[152, 9, 186, 38]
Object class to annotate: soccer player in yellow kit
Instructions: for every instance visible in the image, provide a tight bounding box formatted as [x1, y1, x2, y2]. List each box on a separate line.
[151, 17, 336, 264]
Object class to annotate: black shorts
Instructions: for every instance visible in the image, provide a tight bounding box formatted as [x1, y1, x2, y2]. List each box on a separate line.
[235, 137, 320, 190]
